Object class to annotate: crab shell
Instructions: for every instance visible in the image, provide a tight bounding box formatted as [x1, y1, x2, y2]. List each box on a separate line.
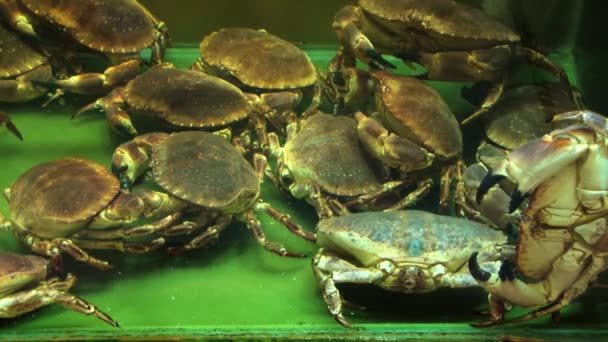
[18, 0, 160, 55]
[8, 158, 120, 239]
[199, 28, 316, 91]
[123, 66, 251, 128]
[0, 23, 47, 79]
[152, 131, 260, 213]
[0, 252, 47, 297]
[359, 0, 520, 51]
[283, 112, 383, 196]
[372, 70, 462, 160]
[317, 210, 505, 272]
[483, 83, 578, 150]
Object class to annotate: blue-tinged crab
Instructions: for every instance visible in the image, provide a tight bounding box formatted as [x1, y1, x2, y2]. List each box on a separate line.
[330, 0, 581, 124]
[0, 252, 118, 326]
[472, 110, 608, 325]
[0, 0, 169, 95]
[313, 210, 511, 327]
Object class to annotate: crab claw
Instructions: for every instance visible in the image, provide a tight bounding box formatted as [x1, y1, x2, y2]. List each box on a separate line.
[476, 173, 506, 205]
[0, 111, 23, 140]
[468, 252, 491, 282]
[366, 49, 396, 70]
[552, 110, 608, 137]
[479, 127, 591, 209]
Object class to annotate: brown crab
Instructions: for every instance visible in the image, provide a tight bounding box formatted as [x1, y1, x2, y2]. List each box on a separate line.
[0, 0, 169, 95]
[0, 252, 117, 326]
[330, 0, 581, 124]
[112, 130, 315, 256]
[0, 21, 57, 140]
[0, 157, 189, 270]
[77, 63, 272, 149]
[326, 68, 468, 211]
[267, 111, 429, 218]
[193, 28, 322, 128]
[470, 110, 608, 325]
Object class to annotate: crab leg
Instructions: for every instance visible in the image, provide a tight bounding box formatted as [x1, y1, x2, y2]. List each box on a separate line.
[382, 179, 434, 212]
[73, 237, 165, 254]
[312, 248, 385, 328]
[167, 214, 232, 255]
[75, 88, 138, 137]
[476, 128, 590, 210]
[36, 60, 141, 96]
[241, 210, 305, 258]
[332, 6, 395, 70]
[343, 179, 411, 208]
[0, 111, 22, 140]
[13, 231, 112, 270]
[254, 201, 316, 243]
[519, 47, 583, 109]
[0, 274, 118, 327]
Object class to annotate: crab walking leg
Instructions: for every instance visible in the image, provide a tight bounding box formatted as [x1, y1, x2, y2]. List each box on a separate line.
[240, 210, 305, 258]
[37, 60, 141, 96]
[332, 6, 396, 70]
[293, 181, 335, 219]
[312, 248, 385, 328]
[0, 111, 22, 140]
[0, 274, 118, 327]
[382, 179, 434, 212]
[519, 47, 583, 108]
[111, 133, 169, 186]
[80, 213, 185, 240]
[167, 214, 232, 255]
[343, 180, 409, 208]
[73, 237, 165, 254]
[254, 201, 316, 243]
[460, 79, 505, 125]
[13, 231, 112, 270]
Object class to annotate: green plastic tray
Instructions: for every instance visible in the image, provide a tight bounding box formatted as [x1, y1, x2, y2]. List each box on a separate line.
[1, 47, 607, 341]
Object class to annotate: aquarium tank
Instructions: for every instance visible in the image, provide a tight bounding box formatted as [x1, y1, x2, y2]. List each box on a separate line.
[1, 0, 607, 341]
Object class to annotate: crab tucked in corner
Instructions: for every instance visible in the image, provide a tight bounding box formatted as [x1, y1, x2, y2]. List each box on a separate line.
[325, 68, 471, 213]
[77, 63, 274, 150]
[193, 27, 323, 129]
[0, 252, 117, 326]
[313, 210, 511, 327]
[0, 157, 189, 270]
[471, 110, 608, 326]
[111, 130, 315, 256]
[330, 0, 581, 124]
[0, 0, 169, 96]
[267, 111, 431, 219]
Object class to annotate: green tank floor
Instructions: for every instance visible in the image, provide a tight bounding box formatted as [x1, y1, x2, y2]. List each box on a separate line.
[0, 47, 605, 341]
